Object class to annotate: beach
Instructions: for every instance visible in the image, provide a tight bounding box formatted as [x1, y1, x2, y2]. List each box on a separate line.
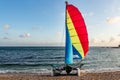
[0, 71, 120, 80]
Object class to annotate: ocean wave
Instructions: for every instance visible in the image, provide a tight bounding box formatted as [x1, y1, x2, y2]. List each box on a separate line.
[0, 69, 52, 75]
[81, 68, 120, 73]
[0, 68, 120, 75]
[0, 63, 53, 67]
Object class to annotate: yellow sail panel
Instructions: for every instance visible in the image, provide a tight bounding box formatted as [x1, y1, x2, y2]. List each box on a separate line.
[71, 36, 80, 43]
[69, 29, 76, 36]
[66, 11, 84, 59]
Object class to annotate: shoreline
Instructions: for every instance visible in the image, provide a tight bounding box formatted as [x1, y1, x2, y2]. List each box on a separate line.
[0, 67, 120, 74]
[0, 69, 120, 80]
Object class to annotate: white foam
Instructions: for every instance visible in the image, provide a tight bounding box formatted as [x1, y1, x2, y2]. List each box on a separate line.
[81, 68, 120, 73]
[0, 68, 120, 75]
[0, 69, 52, 75]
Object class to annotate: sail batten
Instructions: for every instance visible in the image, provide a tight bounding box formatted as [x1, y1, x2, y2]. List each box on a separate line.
[65, 2, 89, 64]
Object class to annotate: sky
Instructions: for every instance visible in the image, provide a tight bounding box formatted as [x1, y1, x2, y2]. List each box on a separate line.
[0, 0, 120, 46]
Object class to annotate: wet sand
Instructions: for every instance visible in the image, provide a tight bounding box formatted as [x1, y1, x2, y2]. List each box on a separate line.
[0, 71, 120, 80]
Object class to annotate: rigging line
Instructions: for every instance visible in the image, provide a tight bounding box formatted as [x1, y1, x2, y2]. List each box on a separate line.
[60, 25, 65, 46]
[74, 59, 83, 68]
[56, 26, 65, 65]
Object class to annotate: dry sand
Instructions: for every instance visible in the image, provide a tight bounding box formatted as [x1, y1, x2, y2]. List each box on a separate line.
[0, 71, 120, 80]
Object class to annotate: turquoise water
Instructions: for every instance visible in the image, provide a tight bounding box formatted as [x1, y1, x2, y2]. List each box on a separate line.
[0, 47, 120, 73]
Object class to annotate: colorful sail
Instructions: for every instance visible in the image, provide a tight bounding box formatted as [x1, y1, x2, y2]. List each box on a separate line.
[65, 2, 89, 64]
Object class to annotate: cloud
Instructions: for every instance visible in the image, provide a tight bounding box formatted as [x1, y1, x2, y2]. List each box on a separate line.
[5, 33, 9, 35]
[3, 24, 10, 30]
[118, 34, 120, 37]
[88, 12, 94, 16]
[90, 38, 105, 46]
[101, 40, 105, 43]
[83, 12, 94, 18]
[90, 38, 98, 44]
[90, 38, 96, 44]
[19, 33, 31, 38]
[32, 26, 41, 30]
[109, 37, 115, 43]
[106, 16, 120, 24]
[3, 37, 9, 39]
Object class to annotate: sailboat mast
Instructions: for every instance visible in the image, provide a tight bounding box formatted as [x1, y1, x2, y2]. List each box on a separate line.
[65, 1, 73, 64]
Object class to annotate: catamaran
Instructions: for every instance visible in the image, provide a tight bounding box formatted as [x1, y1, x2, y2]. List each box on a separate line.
[52, 1, 89, 76]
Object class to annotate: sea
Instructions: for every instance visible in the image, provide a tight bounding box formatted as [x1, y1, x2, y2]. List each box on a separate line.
[0, 46, 120, 74]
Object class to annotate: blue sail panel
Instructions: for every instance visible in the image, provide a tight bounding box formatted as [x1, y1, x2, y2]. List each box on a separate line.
[72, 45, 82, 60]
[65, 25, 73, 64]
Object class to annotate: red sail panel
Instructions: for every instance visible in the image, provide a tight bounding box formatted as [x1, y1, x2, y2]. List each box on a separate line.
[67, 4, 89, 56]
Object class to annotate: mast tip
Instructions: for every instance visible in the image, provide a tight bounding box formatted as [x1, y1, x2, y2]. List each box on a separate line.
[65, 1, 68, 5]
